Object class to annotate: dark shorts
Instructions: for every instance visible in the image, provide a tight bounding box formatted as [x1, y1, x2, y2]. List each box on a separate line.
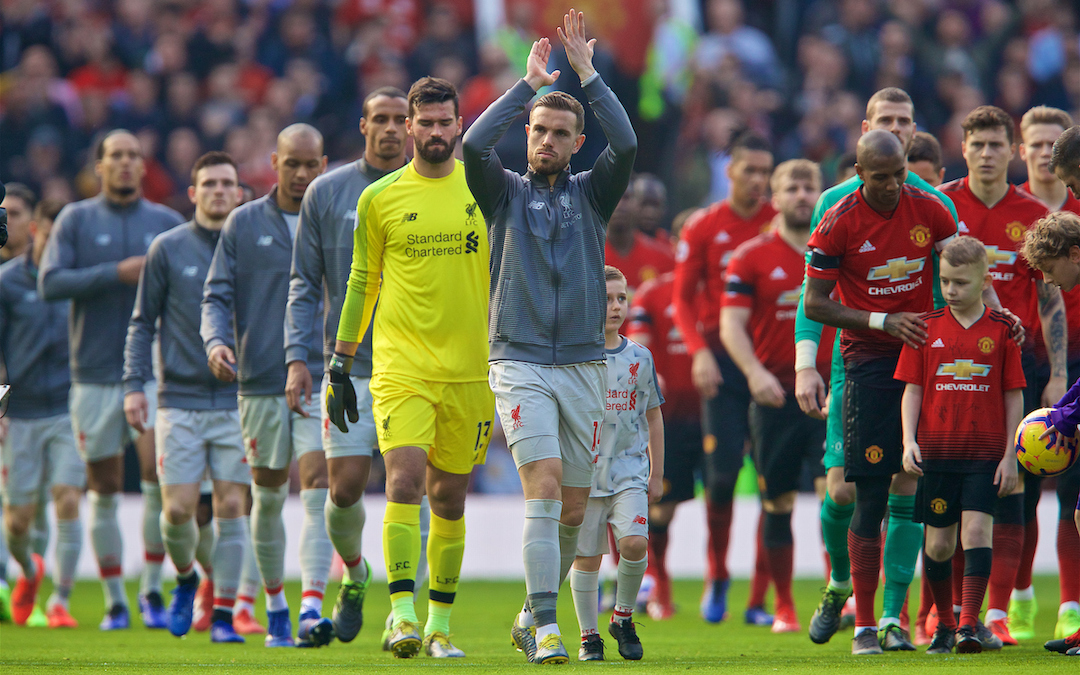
[842, 358, 903, 480]
[701, 354, 750, 482]
[916, 470, 998, 528]
[659, 418, 703, 504]
[749, 397, 826, 500]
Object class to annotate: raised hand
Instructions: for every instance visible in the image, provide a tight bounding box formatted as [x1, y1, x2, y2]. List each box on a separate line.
[557, 8, 596, 81]
[524, 37, 560, 91]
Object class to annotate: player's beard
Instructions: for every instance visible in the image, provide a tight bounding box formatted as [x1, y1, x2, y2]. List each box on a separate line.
[529, 151, 570, 176]
[113, 185, 137, 197]
[417, 137, 456, 164]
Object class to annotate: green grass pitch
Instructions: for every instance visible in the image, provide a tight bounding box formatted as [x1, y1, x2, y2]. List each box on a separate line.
[1, 576, 1076, 673]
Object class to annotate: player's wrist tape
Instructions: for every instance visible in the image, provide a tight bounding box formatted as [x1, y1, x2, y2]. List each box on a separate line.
[794, 340, 818, 372]
[868, 312, 887, 331]
[329, 353, 353, 375]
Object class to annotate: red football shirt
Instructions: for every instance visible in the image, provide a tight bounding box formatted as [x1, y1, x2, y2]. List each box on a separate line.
[628, 273, 698, 421]
[1022, 181, 1080, 362]
[894, 307, 1026, 472]
[672, 200, 777, 354]
[806, 185, 956, 363]
[940, 178, 1048, 348]
[722, 231, 834, 391]
[606, 232, 676, 293]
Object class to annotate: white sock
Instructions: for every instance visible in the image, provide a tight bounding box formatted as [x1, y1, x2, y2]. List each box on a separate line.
[51, 517, 82, 605]
[251, 483, 287, 592]
[828, 577, 852, 592]
[299, 488, 332, 615]
[140, 480, 164, 595]
[1060, 601, 1080, 615]
[195, 520, 215, 575]
[212, 517, 245, 613]
[615, 554, 647, 616]
[266, 586, 288, 612]
[237, 515, 260, 608]
[518, 603, 535, 628]
[160, 513, 198, 577]
[558, 523, 581, 587]
[5, 519, 33, 575]
[1011, 586, 1034, 601]
[570, 568, 600, 636]
[89, 491, 126, 609]
[324, 494, 365, 577]
[985, 608, 1007, 623]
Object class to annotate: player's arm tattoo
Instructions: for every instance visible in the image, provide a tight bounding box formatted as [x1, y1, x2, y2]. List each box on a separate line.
[1037, 279, 1068, 379]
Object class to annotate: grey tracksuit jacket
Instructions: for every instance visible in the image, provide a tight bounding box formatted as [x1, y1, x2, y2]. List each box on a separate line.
[0, 252, 70, 418]
[38, 195, 184, 383]
[124, 222, 236, 410]
[462, 75, 637, 365]
[287, 158, 386, 375]
[201, 189, 323, 397]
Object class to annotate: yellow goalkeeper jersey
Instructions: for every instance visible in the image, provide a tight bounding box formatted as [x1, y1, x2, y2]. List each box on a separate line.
[337, 160, 489, 382]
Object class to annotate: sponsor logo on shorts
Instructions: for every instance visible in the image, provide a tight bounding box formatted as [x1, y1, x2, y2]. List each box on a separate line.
[511, 405, 523, 430]
[978, 337, 995, 354]
[703, 434, 717, 454]
[909, 224, 931, 247]
[865, 445, 884, 464]
[930, 498, 947, 514]
[628, 362, 640, 386]
[633, 515, 647, 525]
[247, 437, 260, 460]
[381, 415, 392, 439]
[323, 417, 332, 443]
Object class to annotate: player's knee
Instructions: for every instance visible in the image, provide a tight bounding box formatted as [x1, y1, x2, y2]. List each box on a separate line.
[385, 471, 424, 504]
[4, 507, 33, 537]
[163, 502, 195, 525]
[329, 481, 363, 508]
[212, 490, 244, 519]
[707, 472, 738, 505]
[924, 537, 955, 562]
[52, 486, 81, 520]
[888, 471, 918, 496]
[619, 536, 648, 561]
[574, 555, 603, 572]
[762, 492, 796, 514]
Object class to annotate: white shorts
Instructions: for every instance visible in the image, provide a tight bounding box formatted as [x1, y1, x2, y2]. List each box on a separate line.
[70, 381, 157, 463]
[1, 414, 86, 506]
[238, 394, 322, 470]
[155, 408, 249, 486]
[320, 373, 376, 459]
[489, 360, 605, 488]
[577, 488, 650, 558]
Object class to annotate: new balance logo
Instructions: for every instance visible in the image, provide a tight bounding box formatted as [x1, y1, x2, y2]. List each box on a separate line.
[633, 515, 647, 525]
[400, 212, 418, 222]
[931, 338, 945, 348]
[256, 235, 273, 246]
[182, 265, 199, 277]
[528, 201, 545, 210]
[95, 234, 112, 246]
[769, 266, 787, 280]
[859, 240, 876, 253]
[465, 231, 479, 253]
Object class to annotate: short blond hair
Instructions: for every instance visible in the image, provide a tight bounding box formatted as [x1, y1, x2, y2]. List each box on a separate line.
[770, 159, 822, 194]
[1020, 106, 1074, 136]
[605, 265, 626, 283]
[1022, 211, 1080, 269]
[940, 235, 988, 271]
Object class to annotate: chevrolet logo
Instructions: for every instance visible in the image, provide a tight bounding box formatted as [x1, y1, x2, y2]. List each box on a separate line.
[778, 289, 802, 306]
[985, 246, 1017, 269]
[936, 360, 991, 380]
[867, 256, 925, 282]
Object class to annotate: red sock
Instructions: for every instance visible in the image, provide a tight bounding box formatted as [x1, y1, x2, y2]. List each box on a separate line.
[607, 525, 620, 565]
[706, 500, 733, 582]
[748, 512, 770, 608]
[960, 572, 990, 628]
[767, 543, 794, 610]
[917, 571, 934, 631]
[848, 531, 881, 628]
[647, 528, 669, 585]
[1014, 517, 1038, 590]
[951, 544, 964, 605]
[927, 574, 955, 629]
[988, 524, 1024, 611]
[1058, 519, 1080, 604]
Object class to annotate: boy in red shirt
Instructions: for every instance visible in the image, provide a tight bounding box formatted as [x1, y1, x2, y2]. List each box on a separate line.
[896, 236, 1024, 654]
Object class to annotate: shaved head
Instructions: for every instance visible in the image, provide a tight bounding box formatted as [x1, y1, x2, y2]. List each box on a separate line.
[276, 123, 324, 153]
[856, 129, 905, 166]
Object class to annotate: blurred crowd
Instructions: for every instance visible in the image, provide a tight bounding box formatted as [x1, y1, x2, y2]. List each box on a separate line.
[1, 0, 1078, 229]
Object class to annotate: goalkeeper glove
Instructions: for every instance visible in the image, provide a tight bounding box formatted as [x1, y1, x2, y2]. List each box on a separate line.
[326, 352, 358, 433]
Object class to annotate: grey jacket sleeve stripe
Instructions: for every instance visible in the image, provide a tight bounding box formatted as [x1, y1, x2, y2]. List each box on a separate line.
[286, 184, 323, 365]
[38, 208, 122, 301]
[201, 217, 237, 354]
[123, 239, 166, 394]
[462, 79, 535, 217]
[577, 76, 638, 223]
